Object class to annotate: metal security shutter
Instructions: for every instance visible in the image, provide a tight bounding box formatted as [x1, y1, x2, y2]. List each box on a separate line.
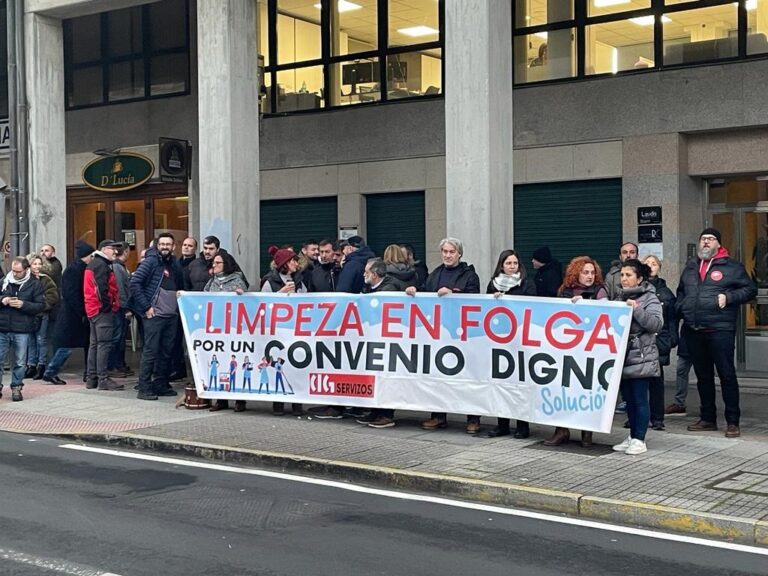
[259, 196, 338, 277]
[365, 191, 426, 261]
[513, 179, 622, 275]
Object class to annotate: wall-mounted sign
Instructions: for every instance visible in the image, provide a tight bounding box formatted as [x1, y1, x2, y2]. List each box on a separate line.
[159, 137, 192, 184]
[637, 206, 662, 225]
[638, 225, 663, 243]
[0, 118, 9, 155]
[82, 152, 155, 192]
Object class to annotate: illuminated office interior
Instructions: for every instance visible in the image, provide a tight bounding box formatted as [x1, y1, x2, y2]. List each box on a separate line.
[514, 0, 768, 83]
[259, 0, 443, 112]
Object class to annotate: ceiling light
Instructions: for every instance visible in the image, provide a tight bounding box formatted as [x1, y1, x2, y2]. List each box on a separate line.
[313, 1, 362, 13]
[629, 15, 671, 26]
[594, 0, 631, 7]
[397, 25, 439, 37]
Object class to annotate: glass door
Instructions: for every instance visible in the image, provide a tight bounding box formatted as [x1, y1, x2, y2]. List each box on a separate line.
[742, 208, 768, 373]
[72, 201, 108, 249]
[114, 199, 146, 270]
[153, 196, 188, 258]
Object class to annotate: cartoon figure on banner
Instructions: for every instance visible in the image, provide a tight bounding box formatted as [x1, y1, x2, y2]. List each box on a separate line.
[208, 354, 219, 390]
[242, 356, 254, 391]
[272, 357, 294, 395]
[228, 355, 237, 391]
[257, 356, 271, 394]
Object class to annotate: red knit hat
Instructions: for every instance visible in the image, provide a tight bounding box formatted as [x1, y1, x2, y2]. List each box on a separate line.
[268, 245, 296, 269]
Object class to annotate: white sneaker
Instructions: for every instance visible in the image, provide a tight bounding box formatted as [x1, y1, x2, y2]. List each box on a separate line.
[625, 438, 647, 455]
[612, 435, 631, 452]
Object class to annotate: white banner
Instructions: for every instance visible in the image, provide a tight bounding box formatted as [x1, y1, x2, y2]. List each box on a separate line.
[179, 292, 633, 433]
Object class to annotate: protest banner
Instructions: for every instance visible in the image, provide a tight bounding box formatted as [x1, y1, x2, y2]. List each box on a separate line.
[179, 292, 633, 433]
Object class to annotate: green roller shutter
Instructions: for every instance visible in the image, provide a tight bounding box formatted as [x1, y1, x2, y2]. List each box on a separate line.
[513, 179, 622, 275]
[365, 191, 426, 261]
[259, 196, 338, 277]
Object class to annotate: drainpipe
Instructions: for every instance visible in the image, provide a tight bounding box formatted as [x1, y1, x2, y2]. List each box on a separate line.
[13, 0, 28, 257]
[6, 0, 17, 256]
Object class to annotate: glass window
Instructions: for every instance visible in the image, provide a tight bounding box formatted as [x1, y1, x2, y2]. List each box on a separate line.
[69, 14, 101, 64]
[65, 0, 189, 109]
[515, 0, 573, 28]
[259, 0, 270, 66]
[663, 4, 738, 66]
[588, 0, 650, 18]
[109, 59, 145, 101]
[747, 0, 768, 55]
[108, 7, 142, 57]
[332, 0, 377, 56]
[276, 66, 324, 112]
[586, 18, 654, 75]
[150, 0, 187, 50]
[277, 2, 322, 64]
[514, 28, 576, 83]
[389, 0, 439, 47]
[387, 49, 441, 99]
[150, 53, 188, 96]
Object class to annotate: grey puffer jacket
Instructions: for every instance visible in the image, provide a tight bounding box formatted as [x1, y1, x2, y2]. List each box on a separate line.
[621, 282, 664, 380]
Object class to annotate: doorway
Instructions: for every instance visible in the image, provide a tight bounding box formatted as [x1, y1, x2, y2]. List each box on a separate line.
[708, 179, 768, 374]
[68, 183, 188, 270]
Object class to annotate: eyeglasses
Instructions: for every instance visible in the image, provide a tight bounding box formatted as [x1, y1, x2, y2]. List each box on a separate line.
[700, 236, 718, 242]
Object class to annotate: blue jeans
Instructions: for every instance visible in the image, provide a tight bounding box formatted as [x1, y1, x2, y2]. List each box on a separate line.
[620, 377, 650, 441]
[0, 332, 30, 390]
[26, 316, 49, 365]
[45, 347, 73, 376]
[108, 310, 128, 370]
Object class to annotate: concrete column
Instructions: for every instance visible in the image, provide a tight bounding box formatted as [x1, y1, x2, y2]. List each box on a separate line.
[197, 0, 260, 284]
[25, 13, 66, 261]
[444, 0, 513, 284]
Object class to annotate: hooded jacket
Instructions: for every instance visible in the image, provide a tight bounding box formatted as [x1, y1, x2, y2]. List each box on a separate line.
[128, 247, 185, 317]
[337, 245, 375, 294]
[205, 272, 249, 293]
[534, 259, 563, 297]
[621, 282, 664, 380]
[676, 247, 757, 331]
[386, 262, 418, 290]
[185, 248, 248, 292]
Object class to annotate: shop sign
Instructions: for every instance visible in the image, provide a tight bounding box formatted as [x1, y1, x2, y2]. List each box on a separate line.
[82, 152, 155, 192]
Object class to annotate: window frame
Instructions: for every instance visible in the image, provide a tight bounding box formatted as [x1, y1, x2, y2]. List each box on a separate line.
[64, 0, 191, 110]
[513, 0, 756, 86]
[263, 0, 445, 116]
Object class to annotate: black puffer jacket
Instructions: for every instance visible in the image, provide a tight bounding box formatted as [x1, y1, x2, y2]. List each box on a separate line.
[648, 276, 677, 365]
[534, 260, 562, 297]
[362, 275, 401, 293]
[424, 262, 480, 294]
[0, 275, 45, 333]
[386, 262, 418, 290]
[676, 250, 757, 331]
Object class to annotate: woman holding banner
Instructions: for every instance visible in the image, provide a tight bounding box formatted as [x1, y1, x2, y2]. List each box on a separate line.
[206, 252, 248, 413]
[612, 259, 663, 455]
[486, 249, 536, 439]
[544, 256, 608, 447]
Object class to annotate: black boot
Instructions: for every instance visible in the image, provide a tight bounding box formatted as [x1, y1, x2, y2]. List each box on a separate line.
[24, 366, 36, 379]
[33, 364, 46, 380]
[514, 420, 531, 439]
[487, 418, 511, 437]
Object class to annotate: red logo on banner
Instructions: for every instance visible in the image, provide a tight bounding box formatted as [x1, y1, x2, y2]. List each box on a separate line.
[308, 373, 375, 397]
[711, 270, 723, 281]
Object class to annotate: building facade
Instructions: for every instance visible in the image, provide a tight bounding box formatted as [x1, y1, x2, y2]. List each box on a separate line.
[3, 0, 768, 372]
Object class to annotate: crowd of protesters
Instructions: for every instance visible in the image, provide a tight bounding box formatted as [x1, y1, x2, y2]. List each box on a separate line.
[0, 226, 756, 455]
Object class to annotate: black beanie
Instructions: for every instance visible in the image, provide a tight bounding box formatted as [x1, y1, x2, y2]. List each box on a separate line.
[532, 246, 552, 264]
[700, 227, 722, 244]
[75, 240, 95, 258]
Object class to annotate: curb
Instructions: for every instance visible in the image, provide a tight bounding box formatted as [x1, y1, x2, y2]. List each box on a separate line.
[64, 431, 766, 546]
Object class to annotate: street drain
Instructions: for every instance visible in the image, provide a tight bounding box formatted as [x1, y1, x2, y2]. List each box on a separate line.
[708, 471, 768, 496]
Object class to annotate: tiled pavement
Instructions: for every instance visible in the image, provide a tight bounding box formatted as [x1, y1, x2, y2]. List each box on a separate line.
[2, 368, 768, 543]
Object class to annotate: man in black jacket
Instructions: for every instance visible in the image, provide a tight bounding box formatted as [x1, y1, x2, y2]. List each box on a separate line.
[0, 257, 45, 401]
[676, 228, 757, 438]
[406, 237, 481, 433]
[531, 246, 563, 298]
[336, 236, 375, 294]
[309, 239, 339, 292]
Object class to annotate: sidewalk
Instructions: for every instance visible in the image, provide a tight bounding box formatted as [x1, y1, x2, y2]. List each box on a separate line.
[2, 354, 768, 546]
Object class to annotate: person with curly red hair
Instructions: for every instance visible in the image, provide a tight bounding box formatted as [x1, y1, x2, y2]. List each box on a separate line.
[543, 256, 607, 448]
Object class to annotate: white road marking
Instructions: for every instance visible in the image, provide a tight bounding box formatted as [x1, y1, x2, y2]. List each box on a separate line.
[60, 443, 768, 556]
[0, 547, 122, 575]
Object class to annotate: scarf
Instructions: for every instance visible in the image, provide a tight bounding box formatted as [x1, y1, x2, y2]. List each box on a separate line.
[2, 268, 31, 292]
[493, 272, 522, 292]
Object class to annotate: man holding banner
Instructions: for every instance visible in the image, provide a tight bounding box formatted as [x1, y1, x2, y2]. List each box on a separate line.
[406, 237, 481, 433]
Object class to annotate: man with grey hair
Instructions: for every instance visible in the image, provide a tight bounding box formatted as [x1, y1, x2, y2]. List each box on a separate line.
[362, 258, 400, 293]
[406, 237, 481, 433]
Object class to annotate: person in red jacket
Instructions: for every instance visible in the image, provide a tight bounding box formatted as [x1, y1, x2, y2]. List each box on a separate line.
[84, 239, 123, 391]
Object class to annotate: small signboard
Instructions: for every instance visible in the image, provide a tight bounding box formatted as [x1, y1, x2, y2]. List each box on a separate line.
[638, 225, 663, 243]
[159, 137, 191, 184]
[637, 206, 662, 225]
[82, 152, 155, 192]
[0, 118, 9, 155]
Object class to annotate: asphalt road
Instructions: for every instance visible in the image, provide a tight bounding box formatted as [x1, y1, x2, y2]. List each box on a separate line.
[0, 431, 765, 576]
